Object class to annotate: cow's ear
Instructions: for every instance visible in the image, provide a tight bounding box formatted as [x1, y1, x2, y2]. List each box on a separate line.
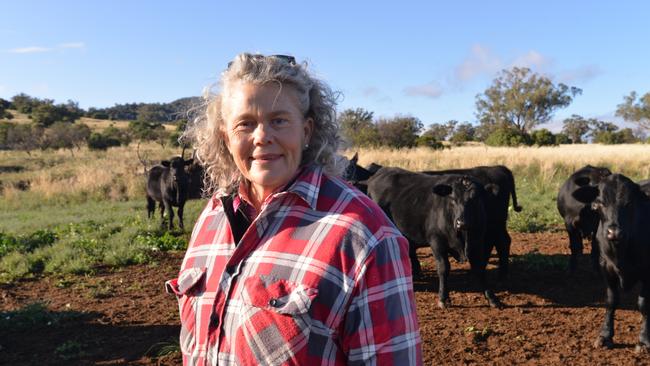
[433, 184, 453, 197]
[574, 177, 590, 187]
[185, 159, 194, 166]
[351, 152, 358, 163]
[484, 183, 500, 196]
[161, 160, 170, 167]
[572, 186, 599, 203]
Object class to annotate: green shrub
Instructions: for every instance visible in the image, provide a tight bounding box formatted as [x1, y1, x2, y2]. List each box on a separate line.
[87, 132, 121, 150]
[485, 127, 532, 146]
[0, 251, 34, 282]
[0, 230, 57, 257]
[530, 129, 557, 146]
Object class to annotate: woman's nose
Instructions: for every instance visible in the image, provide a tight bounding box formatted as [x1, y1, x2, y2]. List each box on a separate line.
[252, 122, 273, 145]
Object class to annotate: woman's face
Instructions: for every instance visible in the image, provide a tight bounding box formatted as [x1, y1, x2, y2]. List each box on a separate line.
[222, 81, 313, 198]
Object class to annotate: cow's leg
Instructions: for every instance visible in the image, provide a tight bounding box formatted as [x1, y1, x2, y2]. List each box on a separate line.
[432, 245, 450, 309]
[146, 196, 155, 219]
[164, 201, 174, 230]
[178, 203, 185, 230]
[594, 272, 619, 349]
[636, 283, 650, 353]
[589, 234, 601, 273]
[566, 224, 583, 273]
[469, 252, 502, 309]
[408, 240, 422, 278]
[494, 226, 511, 280]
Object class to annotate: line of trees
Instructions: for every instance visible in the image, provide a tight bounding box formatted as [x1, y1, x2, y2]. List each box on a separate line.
[3, 68, 650, 149]
[339, 67, 650, 147]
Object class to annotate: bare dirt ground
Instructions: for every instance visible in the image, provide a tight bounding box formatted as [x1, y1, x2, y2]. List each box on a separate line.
[2, 232, 649, 365]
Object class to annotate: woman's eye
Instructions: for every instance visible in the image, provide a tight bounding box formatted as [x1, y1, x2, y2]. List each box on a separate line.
[235, 121, 255, 130]
[271, 118, 289, 127]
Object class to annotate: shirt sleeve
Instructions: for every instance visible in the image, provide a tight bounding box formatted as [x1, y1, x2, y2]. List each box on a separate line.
[341, 234, 423, 365]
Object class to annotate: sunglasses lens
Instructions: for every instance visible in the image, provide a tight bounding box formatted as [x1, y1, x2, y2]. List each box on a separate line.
[227, 54, 295, 69]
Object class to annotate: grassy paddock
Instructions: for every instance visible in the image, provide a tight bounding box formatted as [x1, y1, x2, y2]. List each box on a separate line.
[2, 143, 650, 281]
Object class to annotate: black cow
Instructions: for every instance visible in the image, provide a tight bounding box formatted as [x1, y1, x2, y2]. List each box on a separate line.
[573, 174, 650, 352]
[146, 156, 193, 230]
[557, 165, 612, 272]
[366, 167, 501, 308]
[186, 159, 205, 200]
[637, 179, 650, 197]
[342, 153, 374, 194]
[421, 165, 522, 279]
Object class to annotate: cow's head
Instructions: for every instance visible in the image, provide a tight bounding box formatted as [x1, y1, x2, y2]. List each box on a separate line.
[161, 156, 193, 183]
[591, 174, 643, 248]
[573, 165, 612, 187]
[433, 175, 487, 233]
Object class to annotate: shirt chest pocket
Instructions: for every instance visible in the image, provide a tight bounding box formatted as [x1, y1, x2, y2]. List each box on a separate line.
[235, 276, 318, 366]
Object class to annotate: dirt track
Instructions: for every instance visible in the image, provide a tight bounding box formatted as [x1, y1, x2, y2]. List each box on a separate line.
[1, 232, 649, 365]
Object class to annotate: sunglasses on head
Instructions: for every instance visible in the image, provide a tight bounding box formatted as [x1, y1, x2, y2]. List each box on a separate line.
[227, 54, 296, 69]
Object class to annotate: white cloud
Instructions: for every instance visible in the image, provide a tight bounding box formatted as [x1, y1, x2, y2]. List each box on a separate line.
[362, 87, 380, 97]
[0, 85, 6, 93]
[454, 44, 502, 82]
[510, 50, 552, 70]
[7, 42, 85, 54]
[404, 82, 444, 99]
[8, 46, 51, 54]
[558, 65, 602, 84]
[58, 42, 85, 49]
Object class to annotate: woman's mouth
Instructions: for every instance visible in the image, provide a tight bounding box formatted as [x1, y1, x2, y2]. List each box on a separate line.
[251, 154, 282, 162]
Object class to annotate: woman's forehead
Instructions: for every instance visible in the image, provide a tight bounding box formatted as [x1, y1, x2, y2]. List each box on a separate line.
[222, 81, 301, 115]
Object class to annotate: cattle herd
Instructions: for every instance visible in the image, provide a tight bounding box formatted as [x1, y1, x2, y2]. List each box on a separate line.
[344, 154, 650, 353]
[143, 151, 650, 353]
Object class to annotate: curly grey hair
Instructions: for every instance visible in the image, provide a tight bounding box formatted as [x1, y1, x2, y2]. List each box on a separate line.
[183, 53, 344, 196]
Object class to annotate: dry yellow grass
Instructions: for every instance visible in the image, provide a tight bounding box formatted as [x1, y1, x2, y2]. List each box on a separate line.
[3, 143, 650, 204]
[0, 110, 175, 132]
[0, 142, 183, 203]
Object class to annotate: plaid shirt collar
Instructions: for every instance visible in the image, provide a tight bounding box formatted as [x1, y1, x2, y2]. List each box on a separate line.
[210, 163, 323, 211]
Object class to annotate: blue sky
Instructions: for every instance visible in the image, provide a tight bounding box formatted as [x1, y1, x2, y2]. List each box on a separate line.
[1, 0, 648, 131]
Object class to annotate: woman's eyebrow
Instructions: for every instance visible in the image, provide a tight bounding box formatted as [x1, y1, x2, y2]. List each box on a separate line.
[268, 110, 291, 118]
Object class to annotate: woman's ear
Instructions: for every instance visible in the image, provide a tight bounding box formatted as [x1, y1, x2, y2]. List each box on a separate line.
[304, 117, 314, 145]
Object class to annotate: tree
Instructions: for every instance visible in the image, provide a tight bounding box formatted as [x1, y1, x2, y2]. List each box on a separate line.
[415, 131, 444, 149]
[376, 115, 423, 148]
[484, 126, 531, 147]
[88, 132, 121, 150]
[41, 122, 90, 155]
[339, 108, 379, 147]
[30, 100, 83, 127]
[137, 103, 170, 123]
[0, 98, 13, 120]
[616, 91, 650, 130]
[127, 120, 165, 141]
[423, 120, 457, 141]
[11, 93, 41, 114]
[5, 124, 43, 155]
[449, 123, 476, 144]
[476, 67, 582, 134]
[530, 129, 557, 146]
[561, 114, 592, 143]
[31, 102, 63, 127]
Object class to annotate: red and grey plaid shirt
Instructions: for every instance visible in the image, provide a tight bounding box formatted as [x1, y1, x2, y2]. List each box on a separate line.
[166, 164, 422, 365]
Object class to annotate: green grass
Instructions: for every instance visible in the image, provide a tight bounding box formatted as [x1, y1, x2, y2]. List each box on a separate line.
[0, 197, 206, 283]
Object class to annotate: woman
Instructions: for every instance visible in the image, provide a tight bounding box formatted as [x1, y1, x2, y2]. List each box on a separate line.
[166, 53, 422, 366]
